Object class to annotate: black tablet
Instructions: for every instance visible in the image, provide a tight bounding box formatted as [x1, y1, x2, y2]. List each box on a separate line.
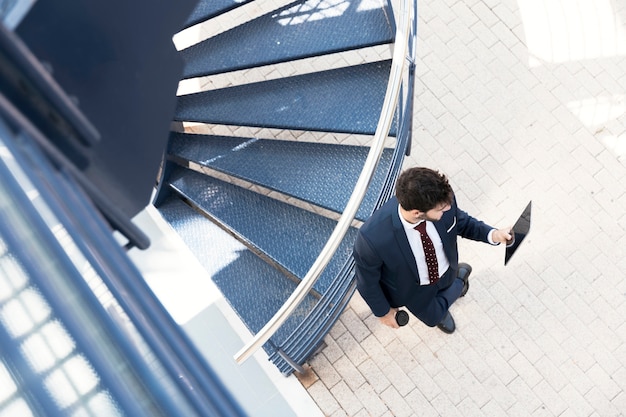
[505, 201, 532, 266]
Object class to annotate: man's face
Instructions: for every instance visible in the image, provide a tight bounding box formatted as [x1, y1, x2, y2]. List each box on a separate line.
[415, 202, 451, 222]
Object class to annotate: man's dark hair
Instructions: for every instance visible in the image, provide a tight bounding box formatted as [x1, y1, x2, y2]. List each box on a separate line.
[395, 167, 453, 212]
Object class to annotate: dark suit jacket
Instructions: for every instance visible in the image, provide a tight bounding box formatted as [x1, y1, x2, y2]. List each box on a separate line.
[353, 195, 494, 317]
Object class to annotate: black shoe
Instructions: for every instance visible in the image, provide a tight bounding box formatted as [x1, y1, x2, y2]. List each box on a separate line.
[458, 262, 472, 297]
[437, 311, 455, 334]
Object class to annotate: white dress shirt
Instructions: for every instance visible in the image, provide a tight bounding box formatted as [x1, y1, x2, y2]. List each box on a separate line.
[398, 205, 450, 285]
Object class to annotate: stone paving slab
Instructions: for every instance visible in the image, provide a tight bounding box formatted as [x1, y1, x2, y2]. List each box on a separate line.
[303, 0, 626, 415]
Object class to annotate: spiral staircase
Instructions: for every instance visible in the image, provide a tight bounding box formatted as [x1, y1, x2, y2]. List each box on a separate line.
[153, 0, 417, 375]
[0, 0, 416, 415]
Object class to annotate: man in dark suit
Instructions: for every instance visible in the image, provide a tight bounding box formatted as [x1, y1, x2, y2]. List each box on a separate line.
[353, 167, 511, 333]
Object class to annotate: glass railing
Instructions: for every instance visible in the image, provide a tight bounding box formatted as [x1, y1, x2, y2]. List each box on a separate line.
[0, 121, 160, 416]
[0, 100, 245, 416]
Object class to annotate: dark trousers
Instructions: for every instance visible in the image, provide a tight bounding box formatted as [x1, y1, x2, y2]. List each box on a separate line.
[405, 268, 463, 327]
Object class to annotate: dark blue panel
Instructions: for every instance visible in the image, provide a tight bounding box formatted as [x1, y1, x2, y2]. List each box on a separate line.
[165, 166, 357, 294]
[157, 196, 317, 346]
[175, 60, 397, 136]
[168, 133, 392, 220]
[0, 24, 100, 164]
[183, 0, 254, 29]
[181, 0, 395, 77]
[16, 0, 195, 218]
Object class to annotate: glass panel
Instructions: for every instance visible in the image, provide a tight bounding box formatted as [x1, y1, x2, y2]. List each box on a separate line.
[0, 254, 27, 304]
[20, 321, 74, 373]
[0, 128, 125, 416]
[0, 398, 35, 417]
[72, 392, 122, 417]
[0, 362, 17, 404]
[44, 356, 100, 411]
[1, 288, 51, 338]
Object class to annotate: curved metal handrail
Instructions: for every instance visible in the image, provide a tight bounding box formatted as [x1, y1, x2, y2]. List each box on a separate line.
[234, 0, 415, 364]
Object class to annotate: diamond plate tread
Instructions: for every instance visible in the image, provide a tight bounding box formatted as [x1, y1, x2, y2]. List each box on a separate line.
[175, 60, 397, 136]
[180, 0, 395, 78]
[156, 195, 318, 345]
[165, 165, 358, 295]
[182, 0, 254, 29]
[168, 132, 392, 220]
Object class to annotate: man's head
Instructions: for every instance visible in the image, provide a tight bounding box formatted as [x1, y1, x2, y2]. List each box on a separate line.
[396, 167, 453, 222]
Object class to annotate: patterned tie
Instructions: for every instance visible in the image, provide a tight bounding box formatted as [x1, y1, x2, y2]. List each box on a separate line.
[414, 222, 439, 285]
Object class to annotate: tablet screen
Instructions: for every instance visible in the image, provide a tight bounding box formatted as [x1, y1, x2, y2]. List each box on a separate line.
[505, 201, 532, 265]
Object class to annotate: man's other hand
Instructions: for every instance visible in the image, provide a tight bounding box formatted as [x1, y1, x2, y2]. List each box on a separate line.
[379, 308, 400, 329]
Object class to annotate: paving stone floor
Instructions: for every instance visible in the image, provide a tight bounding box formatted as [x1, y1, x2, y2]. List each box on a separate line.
[301, 0, 626, 415]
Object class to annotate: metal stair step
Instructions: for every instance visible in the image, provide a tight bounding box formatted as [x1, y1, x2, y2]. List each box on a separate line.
[164, 165, 357, 295]
[174, 59, 397, 136]
[168, 132, 392, 220]
[156, 195, 318, 346]
[180, 0, 395, 78]
[182, 0, 254, 29]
